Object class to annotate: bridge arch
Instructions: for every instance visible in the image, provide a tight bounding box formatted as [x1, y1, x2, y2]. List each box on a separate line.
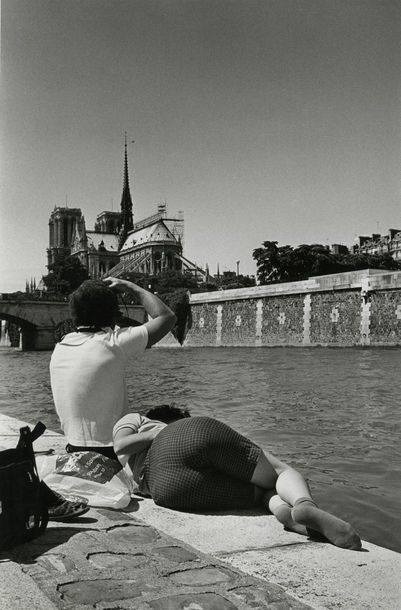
[0, 298, 146, 350]
[0, 313, 37, 349]
[0, 299, 70, 350]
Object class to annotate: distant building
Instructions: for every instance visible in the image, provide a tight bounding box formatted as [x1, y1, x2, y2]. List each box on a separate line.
[71, 217, 120, 278]
[353, 228, 401, 260]
[47, 207, 84, 267]
[47, 136, 205, 281]
[111, 206, 187, 277]
[330, 243, 349, 255]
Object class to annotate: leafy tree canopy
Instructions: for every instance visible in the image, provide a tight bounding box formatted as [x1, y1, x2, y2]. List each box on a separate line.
[120, 270, 200, 344]
[253, 241, 401, 285]
[121, 270, 199, 294]
[42, 254, 89, 295]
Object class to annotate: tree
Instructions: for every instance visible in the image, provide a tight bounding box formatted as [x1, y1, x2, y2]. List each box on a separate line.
[252, 241, 293, 284]
[218, 274, 256, 290]
[285, 244, 338, 280]
[121, 270, 199, 344]
[122, 270, 199, 295]
[345, 252, 401, 272]
[253, 241, 401, 285]
[43, 254, 89, 294]
[150, 270, 199, 294]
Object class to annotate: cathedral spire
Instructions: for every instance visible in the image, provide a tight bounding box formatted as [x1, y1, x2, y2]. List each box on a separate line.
[118, 132, 134, 250]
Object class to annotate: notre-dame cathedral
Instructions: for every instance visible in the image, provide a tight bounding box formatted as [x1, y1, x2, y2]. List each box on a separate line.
[47, 136, 204, 280]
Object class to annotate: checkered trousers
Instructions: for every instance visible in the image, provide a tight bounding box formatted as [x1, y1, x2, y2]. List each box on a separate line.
[143, 416, 262, 511]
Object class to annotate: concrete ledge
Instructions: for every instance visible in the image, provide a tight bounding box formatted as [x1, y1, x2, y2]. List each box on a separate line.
[189, 269, 401, 304]
[123, 500, 401, 609]
[1, 415, 400, 609]
[190, 280, 321, 303]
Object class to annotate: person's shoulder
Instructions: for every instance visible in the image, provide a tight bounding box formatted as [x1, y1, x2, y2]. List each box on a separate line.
[50, 334, 87, 363]
[113, 412, 146, 433]
[113, 325, 148, 339]
[56, 332, 93, 347]
[115, 412, 144, 425]
[110, 325, 149, 353]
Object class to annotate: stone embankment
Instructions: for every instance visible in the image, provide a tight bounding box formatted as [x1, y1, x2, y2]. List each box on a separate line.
[184, 269, 401, 347]
[1, 414, 400, 609]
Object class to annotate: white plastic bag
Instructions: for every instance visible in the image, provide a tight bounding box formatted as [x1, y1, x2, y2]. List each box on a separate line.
[37, 451, 131, 509]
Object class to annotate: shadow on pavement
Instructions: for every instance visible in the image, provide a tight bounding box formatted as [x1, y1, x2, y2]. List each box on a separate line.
[0, 524, 96, 564]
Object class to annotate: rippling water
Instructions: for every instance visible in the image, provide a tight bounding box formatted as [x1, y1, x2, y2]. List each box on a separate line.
[0, 346, 400, 553]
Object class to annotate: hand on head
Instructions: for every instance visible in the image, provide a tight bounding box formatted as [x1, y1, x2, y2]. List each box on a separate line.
[103, 277, 126, 291]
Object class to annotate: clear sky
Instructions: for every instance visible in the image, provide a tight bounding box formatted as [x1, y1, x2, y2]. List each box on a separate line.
[1, 0, 400, 292]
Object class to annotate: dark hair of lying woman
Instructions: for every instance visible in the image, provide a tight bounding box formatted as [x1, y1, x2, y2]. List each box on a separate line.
[145, 404, 191, 424]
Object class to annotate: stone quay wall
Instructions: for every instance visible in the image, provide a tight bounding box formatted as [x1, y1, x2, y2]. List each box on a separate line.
[184, 269, 401, 347]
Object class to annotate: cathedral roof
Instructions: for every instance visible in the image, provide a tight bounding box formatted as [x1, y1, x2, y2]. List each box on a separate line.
[120, 220, 177, 252]
[86, 231, 119, 252]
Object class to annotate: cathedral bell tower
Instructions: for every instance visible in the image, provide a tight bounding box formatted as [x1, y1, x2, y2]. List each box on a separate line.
[47, 207, 82, 267]
[118, 133, 134, 250]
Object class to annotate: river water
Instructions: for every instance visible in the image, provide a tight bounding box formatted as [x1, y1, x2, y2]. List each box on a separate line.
[0, 346, 400, 553]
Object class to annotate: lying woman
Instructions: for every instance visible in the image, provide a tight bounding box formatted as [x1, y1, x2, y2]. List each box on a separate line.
[113, 405, 361, 551]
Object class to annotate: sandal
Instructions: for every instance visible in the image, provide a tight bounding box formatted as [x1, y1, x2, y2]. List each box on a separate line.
[48, 497, 90, 521]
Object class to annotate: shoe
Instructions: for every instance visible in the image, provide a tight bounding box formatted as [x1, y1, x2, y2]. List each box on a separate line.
[48, 497, 89, 521]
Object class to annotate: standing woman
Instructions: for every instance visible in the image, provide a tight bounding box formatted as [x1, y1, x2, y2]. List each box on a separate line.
[113, 406, 361, 551]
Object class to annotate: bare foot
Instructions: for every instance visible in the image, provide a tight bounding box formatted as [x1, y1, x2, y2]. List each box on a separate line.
[291, 498, 361, 550]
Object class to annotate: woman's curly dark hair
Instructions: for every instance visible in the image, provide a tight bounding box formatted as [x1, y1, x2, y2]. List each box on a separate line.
[69, 280, 120, 327]
[145, 404, 191, 424]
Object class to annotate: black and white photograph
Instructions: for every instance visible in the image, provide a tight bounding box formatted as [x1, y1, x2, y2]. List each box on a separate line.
[1, 1, 400, 608]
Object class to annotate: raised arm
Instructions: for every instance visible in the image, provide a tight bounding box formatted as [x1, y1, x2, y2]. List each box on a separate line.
[104, 277, 176, 347]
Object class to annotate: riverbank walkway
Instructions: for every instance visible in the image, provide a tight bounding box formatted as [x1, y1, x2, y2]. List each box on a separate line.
[1, 413, 400, 609]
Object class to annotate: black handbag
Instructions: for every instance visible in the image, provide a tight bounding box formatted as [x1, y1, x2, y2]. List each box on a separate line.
[0, 422, 49, 551]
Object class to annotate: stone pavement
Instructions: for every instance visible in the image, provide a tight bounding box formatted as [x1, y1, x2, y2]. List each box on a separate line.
[1, 504, 311, 610]
[1, 413, 401, 610]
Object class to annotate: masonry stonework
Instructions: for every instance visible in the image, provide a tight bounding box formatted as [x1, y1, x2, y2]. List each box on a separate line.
[309, 290, 361, 346]
[220, 299, 258, 346]
[369, 290, 401, 344]
[186, 302, 218, 347]
[260, 294, 304, 346]
[185, 270, 401, 348]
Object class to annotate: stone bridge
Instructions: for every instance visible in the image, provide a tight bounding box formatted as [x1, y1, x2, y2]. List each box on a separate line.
[0, 298, 145, 350]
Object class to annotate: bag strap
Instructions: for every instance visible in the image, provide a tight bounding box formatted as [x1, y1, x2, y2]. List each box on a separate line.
[16, 422, 46, 449]
[31, 421, 46, 442]
[16, 423, 46, 481]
